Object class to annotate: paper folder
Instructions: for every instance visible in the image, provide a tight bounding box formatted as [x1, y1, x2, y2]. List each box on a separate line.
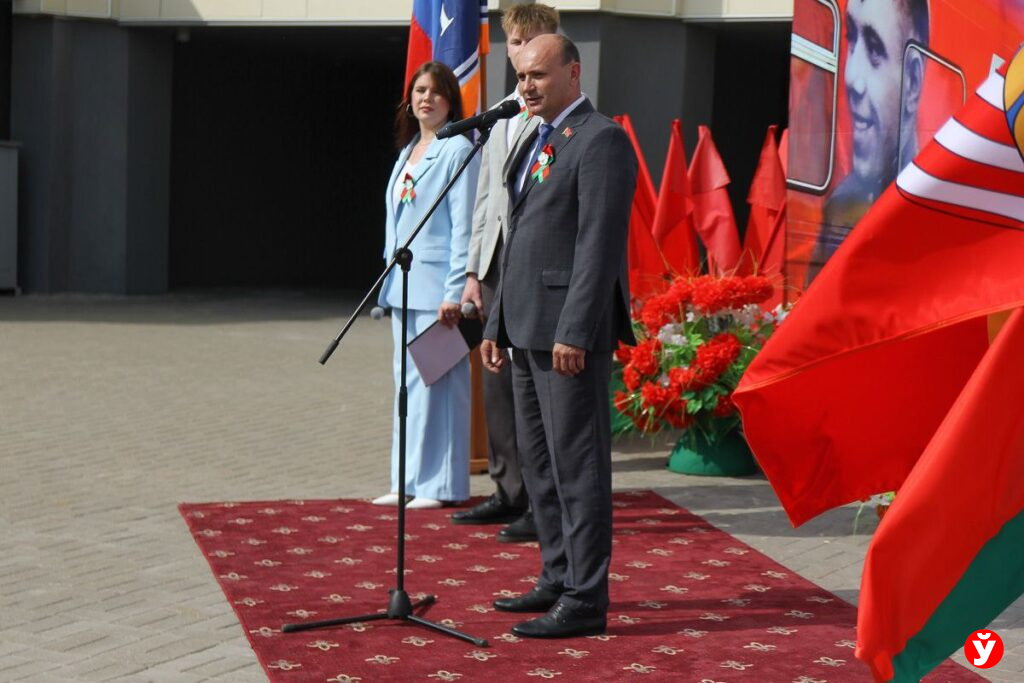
[407, 316, 484, 386]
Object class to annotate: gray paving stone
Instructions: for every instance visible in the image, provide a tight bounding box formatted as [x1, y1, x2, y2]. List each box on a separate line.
[1, 291, 1020, 682]
[58, 655, 150, 680]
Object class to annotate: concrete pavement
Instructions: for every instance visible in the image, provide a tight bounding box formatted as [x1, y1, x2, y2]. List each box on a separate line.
[1, 291, 1021, 681]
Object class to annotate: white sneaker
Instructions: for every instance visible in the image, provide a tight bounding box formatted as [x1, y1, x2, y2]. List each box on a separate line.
[372, 492, 402, 506]
[406, 497, 442, 509]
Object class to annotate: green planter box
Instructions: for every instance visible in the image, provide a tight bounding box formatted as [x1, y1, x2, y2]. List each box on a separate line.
[668, 429, 758, 477]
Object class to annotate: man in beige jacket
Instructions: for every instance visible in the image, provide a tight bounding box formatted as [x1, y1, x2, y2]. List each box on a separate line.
[451, 3, 559, 541]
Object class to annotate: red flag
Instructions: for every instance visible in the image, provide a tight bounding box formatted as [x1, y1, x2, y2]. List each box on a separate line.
[856, 306, 1024, 682]
[777, 127, 789, 176]
[739, 126, 787, 308]
[651, 119, 700, 276]
[615, 114, 668, 298]
[688, 126, 741, 274]
[733, 64, 1024, 529]
[738, 57, 1024, 678]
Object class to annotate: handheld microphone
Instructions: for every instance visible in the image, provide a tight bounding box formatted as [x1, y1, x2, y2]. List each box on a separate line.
[370, 306, 387, 320]
[436, 100, 521, 140]
[461, 302, 478, 318]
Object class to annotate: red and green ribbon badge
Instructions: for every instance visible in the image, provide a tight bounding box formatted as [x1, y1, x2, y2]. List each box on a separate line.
[562, 126, 573, 138]
[519, 103, 532, 120]
[399, 172, 416, 204]
[530, 144, 555, 183]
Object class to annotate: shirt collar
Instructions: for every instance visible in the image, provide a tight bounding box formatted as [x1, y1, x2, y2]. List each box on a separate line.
[541, 93, 586, 130]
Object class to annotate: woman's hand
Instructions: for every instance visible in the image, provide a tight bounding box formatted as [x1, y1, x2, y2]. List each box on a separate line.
[438, 301, 461, 328]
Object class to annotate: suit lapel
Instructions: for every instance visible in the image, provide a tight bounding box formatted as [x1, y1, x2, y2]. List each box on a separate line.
[506, 110, 538, 164]
[396, 135, 442, 224]
[387, 141, 414, 221]
[505, 126, 537, 189]
[412, 137, 442, 187]
[508, 99, 595, 214]
[505, 126, 539, 217]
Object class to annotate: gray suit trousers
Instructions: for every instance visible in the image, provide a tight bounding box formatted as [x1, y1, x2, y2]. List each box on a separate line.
[481, 247, 526, 508]
[510, 347, 613, 611]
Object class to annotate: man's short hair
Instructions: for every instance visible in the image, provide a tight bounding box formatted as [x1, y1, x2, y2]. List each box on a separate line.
[898, 0, 929, 46]
[555, 34, 581, 66]
[501, 3, 559, 36]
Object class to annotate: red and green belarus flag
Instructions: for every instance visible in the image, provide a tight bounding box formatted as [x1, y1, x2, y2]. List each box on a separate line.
[734, 51, 1024, 682]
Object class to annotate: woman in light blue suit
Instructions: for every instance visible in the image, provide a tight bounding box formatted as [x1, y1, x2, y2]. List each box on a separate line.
[373, 61, 480, 509]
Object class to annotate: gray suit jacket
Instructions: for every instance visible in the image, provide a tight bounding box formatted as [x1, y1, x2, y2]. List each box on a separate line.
[466, 94, 539, 282]
[484, 99, 638, 352]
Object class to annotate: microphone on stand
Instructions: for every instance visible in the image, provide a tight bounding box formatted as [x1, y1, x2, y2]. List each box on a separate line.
[436, 100, 521, 140]
[370, 306, 387, 320]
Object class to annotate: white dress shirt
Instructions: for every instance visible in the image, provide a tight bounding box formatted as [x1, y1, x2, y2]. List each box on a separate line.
[392, 159, 418, 210]
[516, 93, 587, 194]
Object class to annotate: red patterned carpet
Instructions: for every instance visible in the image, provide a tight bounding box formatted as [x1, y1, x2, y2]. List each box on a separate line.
[180, 491, 978, 682]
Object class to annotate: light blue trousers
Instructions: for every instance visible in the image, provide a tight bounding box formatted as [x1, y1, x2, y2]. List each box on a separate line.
[389, 309, 470, 501]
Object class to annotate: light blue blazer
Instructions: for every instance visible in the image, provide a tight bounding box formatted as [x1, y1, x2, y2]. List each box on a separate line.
[379, 134, 479, 311]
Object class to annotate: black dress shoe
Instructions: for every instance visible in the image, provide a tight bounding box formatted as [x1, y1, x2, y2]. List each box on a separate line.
[511, 601, 606, 638]
[450, 495, 525, 525]
[497, 511, 538, 542]
[493, 586, 561, 613]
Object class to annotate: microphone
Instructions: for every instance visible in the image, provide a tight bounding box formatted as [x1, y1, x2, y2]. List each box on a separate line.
[461, 302, 478, 318]
[370, 306, 387, 320]
[436, 100, 521, 140]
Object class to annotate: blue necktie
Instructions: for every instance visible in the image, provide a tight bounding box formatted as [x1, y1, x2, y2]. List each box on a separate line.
[518, 123, 555, 197]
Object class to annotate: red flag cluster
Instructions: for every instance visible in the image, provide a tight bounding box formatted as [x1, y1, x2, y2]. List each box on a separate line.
[734, 59, 1024, 681]
[615, 116, 788, 303]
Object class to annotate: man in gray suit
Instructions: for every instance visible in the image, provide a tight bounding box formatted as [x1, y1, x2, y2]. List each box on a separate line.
[481, 34, 637, 638]
[452, 4, 560, 542]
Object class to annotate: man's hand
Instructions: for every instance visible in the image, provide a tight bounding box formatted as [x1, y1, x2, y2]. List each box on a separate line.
[438, 301, 461, 328]
[480, 339, 506, 374]
[461, 275, 485, 320]
[552, 343, 586, 377]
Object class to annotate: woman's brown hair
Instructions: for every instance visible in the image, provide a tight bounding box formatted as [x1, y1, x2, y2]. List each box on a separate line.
[394, 61, 465, 149]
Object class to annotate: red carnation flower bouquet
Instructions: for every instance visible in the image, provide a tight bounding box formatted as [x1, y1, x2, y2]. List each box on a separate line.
[613, 274, 789, 475]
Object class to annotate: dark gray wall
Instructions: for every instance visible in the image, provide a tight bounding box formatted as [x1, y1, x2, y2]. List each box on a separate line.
[0, 143, 16, 289]
[68, 22, 128, 293]
[559, 13, 603, 105]
[1, 1, 11, 140]
[11, 16, 172, 293]
[127, 32, 173, 293]
[12, 17, 65, 292]
[591, 14, 716, 182]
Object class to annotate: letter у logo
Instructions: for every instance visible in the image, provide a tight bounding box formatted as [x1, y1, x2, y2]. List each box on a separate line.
[964, 629, 1004, 669]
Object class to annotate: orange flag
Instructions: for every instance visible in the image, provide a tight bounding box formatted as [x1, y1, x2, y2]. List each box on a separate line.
[651, 119, 700, 276]
[688, 125, 741, 274]
[739, 126, 787, 308]
[615, 114, 668, 298]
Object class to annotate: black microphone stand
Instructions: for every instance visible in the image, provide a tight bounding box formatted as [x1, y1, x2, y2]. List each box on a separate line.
[281, 127, 492, 647]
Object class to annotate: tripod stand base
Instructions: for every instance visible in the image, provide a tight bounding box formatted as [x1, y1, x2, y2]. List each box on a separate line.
[281, 589, 488, 647]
